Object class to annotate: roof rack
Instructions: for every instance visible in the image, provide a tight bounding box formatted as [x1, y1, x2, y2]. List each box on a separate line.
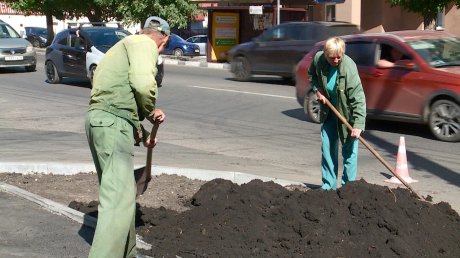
[67, 22, 123, 29]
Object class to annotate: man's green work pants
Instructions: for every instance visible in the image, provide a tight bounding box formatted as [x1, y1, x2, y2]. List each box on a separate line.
[85, 109, 137, 258]
[320, 113, 358, 190]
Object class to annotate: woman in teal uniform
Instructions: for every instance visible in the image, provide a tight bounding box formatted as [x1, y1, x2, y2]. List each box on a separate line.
[308, 37, 366, 190]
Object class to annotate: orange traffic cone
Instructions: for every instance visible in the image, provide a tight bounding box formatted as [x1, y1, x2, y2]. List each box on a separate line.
[385, 136, 418, 184]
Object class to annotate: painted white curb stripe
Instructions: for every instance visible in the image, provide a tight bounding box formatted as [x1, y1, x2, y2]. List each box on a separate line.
[189, 85, 296, 100]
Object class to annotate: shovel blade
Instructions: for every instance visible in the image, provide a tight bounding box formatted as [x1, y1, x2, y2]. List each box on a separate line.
[134, 166, 151, 197]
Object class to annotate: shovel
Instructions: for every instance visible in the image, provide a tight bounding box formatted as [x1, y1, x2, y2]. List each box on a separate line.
[323, 98, 423, 200]
[134, 122, 160, 197]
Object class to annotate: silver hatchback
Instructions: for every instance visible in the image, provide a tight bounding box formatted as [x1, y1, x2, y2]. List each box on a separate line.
[0, 21, 36, 72]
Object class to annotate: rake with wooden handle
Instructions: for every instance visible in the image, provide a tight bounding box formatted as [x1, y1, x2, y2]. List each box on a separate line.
[323, 98, 423, 200]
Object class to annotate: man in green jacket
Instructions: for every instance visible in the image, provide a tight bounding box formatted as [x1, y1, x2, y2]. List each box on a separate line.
[85, 16, 170, 258]
[308, 37, 366, 190]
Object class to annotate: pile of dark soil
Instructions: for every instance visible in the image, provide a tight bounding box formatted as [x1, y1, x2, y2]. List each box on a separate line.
[72, 179, 460, 258]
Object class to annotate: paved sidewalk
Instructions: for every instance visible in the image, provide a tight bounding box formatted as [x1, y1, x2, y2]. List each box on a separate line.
[0, 190, 91, 258]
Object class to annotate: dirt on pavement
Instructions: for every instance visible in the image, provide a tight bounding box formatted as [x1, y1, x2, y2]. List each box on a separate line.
[1, 173, 460, 258]
[0, 172, 205, 213]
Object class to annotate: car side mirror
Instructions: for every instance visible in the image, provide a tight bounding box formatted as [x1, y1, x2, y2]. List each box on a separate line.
[395, 59, 416, 69]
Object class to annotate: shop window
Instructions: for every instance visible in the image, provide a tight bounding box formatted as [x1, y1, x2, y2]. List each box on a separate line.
[326, 4, 336, 22]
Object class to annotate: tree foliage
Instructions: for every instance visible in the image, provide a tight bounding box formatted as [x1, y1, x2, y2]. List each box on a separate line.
[3, 0, 83, 44]
[386, 0, 460, 27]
[96, 0, 197, 29]
[5, 0, 198, 34]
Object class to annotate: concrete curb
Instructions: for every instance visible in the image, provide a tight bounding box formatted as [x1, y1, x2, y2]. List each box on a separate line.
[163, 58, 230, 70]
[36, 48, 230, 70]
[0, 162, 303, 187]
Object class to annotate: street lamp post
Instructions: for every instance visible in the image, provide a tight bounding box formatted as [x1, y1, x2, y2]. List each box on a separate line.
[277, 0, 280, 25]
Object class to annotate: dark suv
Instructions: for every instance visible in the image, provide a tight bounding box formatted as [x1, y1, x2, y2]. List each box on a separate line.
[25, 27, 48, 47]
[228, 21, 359, 81]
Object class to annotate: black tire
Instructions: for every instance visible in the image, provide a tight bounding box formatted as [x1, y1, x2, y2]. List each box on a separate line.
[428, 99, 460, 142]
[156, 63, 164, 87]
[25, 64, 36, 72]
[45, 61, 61, 84]
[282, 76, 295, 85]
[232, 56, 251, 81]
[173, 48, 183, 57]
[89, 65, 97, 86]
[32, 39, 40, 48]
[304, 91, 320, 123]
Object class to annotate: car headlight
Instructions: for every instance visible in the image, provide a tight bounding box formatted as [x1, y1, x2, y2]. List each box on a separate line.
[26, 44, 34, 52]
[39, 36, 47, 43]
[183, 45, 188, 49]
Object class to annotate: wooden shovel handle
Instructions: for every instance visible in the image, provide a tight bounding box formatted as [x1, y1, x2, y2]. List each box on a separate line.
[145, 122, 160, 181]
[323, 98, 422, 200]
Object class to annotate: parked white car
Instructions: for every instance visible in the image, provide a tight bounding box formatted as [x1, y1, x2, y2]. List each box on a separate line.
[185, 35, 207, 55]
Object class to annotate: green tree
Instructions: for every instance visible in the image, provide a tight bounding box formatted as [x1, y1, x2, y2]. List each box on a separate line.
[95, 0, 198, 29]
[3, 0, 93, 45]
[6, 0, 198, 44]
[386, 0, 460, 29]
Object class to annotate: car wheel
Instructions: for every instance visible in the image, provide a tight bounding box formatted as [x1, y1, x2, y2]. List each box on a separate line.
[45, 61, 62, 84]
[25, 64, 36, 72]
[90, 65, 97, 86]
[282, 76, 294, 85]
[32, 39, 40, 48]
[304, 91, 320, 123]
[428, 99, 460, 142]
[173, 48, 184, 57]
[156, 63, 164, 87]
[233, 56, 251, 81]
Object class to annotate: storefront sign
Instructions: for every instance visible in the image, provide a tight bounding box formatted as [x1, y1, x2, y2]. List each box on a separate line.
[211, 12, 239, 62]
[249, 6, 263, 15]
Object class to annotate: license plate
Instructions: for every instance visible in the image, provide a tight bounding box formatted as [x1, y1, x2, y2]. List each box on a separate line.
[195, 50, 199, 53]
[5, 56, 23, 61]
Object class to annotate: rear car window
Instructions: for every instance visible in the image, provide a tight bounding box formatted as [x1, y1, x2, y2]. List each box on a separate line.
[346, 41, 376, 66]
[289, 25, 314, 41]
[55, 32, 68, 46]
[85, 29, 130, 47]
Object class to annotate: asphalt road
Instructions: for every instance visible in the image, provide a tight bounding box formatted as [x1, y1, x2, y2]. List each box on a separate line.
[0, 52, 459, 211]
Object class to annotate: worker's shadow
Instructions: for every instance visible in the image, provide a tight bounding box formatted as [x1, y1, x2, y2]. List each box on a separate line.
[76, 204, 146, 245]
[77, 215, 96, 245]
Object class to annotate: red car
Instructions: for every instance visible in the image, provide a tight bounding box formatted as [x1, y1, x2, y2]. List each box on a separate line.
[295, 30, 460, 142]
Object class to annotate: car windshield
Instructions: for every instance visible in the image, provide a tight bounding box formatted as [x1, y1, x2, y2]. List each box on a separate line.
[0, 23, 20, 38]
[408, 37, 460, 67]
[34, 28, 47, 36]
[85, 29, 130, 47]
